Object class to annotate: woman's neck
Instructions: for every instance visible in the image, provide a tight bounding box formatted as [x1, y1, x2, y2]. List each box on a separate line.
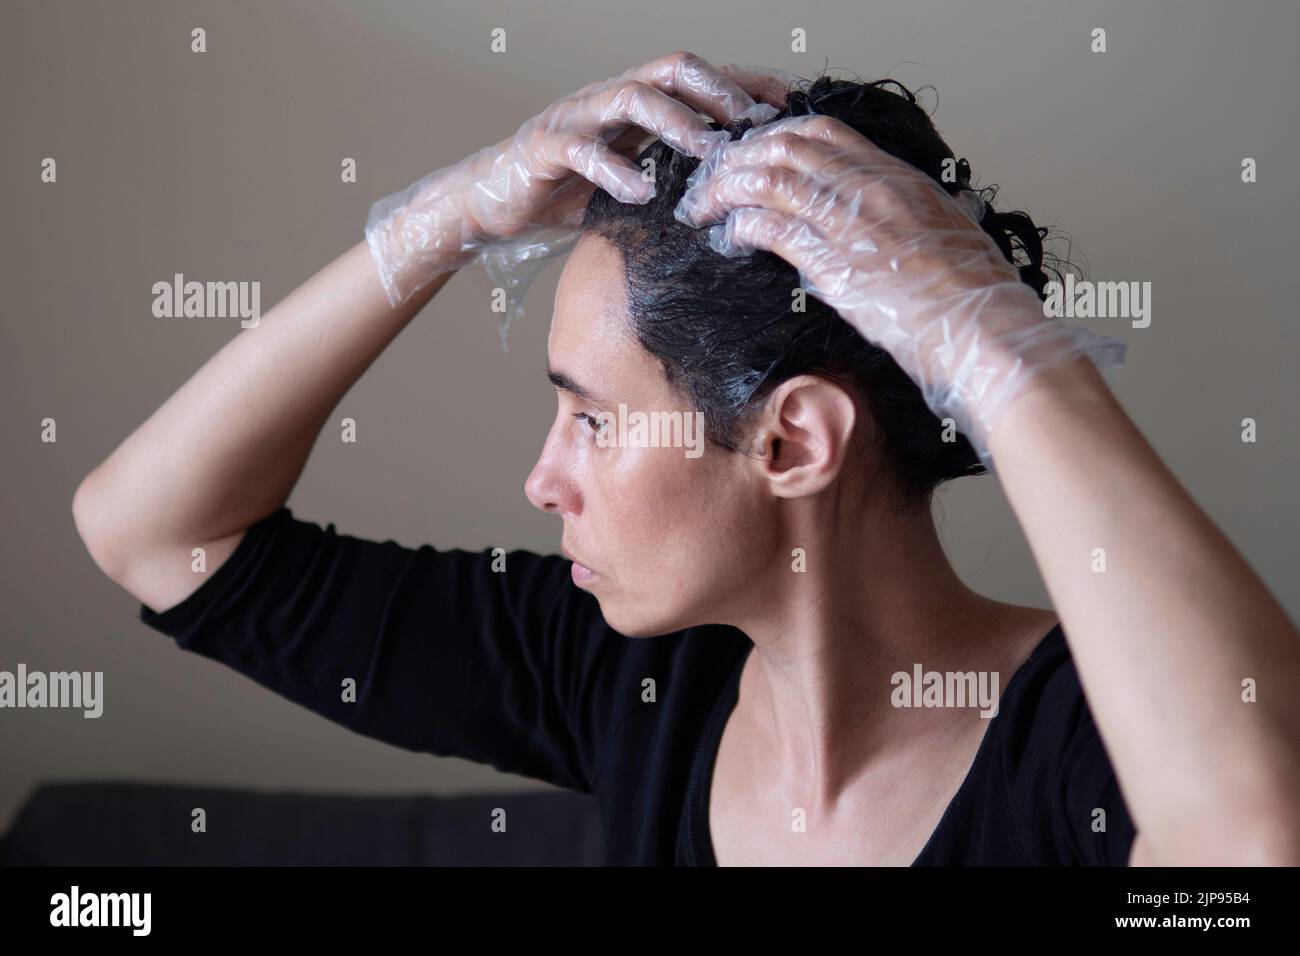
[721, 494, 1047, 813]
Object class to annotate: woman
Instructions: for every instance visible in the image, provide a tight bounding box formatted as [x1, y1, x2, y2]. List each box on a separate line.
[72, 52, 1300, 866]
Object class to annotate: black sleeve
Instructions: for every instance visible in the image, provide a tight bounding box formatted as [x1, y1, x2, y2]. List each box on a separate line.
[139, 506, 627, 794]
[1000, 632, 1138, 866]
[1058, 689, 1139, 866]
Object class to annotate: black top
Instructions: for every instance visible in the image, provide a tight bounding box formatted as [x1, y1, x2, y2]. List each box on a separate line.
[139, 506, 1137, 866]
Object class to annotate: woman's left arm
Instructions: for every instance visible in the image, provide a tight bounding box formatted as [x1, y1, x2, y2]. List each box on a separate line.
[986, 348, 1300, 866]
[673, 111, 1300, 866]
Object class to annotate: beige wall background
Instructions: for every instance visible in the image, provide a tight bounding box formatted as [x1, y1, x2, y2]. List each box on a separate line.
[3, 0, 1297, 833]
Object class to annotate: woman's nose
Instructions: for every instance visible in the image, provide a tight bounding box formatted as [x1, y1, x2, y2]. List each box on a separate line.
[524, 435, 576, 516]
[523, 458, 556, 513]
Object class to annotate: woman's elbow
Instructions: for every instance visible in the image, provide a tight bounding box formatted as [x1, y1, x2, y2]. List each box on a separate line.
[72, 471, 129, 583]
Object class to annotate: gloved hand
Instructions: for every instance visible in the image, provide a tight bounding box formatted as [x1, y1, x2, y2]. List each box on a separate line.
[673, 112, 1126, 464]
[364, 52, 790, 347]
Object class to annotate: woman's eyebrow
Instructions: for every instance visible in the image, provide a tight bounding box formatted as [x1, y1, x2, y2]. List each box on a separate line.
[546, 366, 604, 404]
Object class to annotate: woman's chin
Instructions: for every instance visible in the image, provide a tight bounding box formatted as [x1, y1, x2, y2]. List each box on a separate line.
[598, 599, 692, 639]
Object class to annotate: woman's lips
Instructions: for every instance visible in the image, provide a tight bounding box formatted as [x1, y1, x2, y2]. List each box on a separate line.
[563, 545, 597, 585]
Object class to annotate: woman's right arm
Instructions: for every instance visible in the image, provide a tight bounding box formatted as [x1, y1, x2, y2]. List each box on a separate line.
[73, 51, 790, 614]
[72, 237, 458, 614]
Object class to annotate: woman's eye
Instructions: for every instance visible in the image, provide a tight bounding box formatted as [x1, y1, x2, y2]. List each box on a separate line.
[572, 412, 607, 437]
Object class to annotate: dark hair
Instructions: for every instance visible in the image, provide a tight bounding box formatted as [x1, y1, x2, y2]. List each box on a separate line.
[579, 73, 1066, 506]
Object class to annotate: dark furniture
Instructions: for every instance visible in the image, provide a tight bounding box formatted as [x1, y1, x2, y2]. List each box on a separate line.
[0, 782, 605, 866]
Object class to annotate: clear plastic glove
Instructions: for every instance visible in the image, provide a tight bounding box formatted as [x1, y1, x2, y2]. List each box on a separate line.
[364, 52, 790, 348]
[673, 113, 1126, 464]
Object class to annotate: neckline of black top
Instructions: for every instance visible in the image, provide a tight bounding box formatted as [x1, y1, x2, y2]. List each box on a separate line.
[684, 624, 1066, 866]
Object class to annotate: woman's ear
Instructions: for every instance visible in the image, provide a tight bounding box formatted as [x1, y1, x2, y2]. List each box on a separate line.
[749, 375, 862, 498]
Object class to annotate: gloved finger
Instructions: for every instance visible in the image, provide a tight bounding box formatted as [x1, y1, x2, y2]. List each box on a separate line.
[679, 158, 968, 243]
[678, 122, 966, 232]
[579, 78, 732, 159]
[728, 114, 955, 218]
[605, 123, 662, 163]
[704, 204, 828, 267]
[712, 62, 805, 109]
[705, 205, 938, 361]
[626, 51, 779, 126]
[684, 114, 893, 196]
[676, 163, 842, 234]
[703, 205, 900, 346]
[685, 118, 867, 187]
[675, 133, 865, 228]
[735, 112, 876, 153]
[532, 132, 656, 204]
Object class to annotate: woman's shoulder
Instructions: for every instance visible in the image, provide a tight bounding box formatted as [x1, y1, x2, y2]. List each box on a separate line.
[994, 619, 1106, 771]
[990, 620, 1138, 865]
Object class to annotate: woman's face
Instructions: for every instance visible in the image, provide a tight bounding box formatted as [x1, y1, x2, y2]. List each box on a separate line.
[525, 233, 777, 637]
